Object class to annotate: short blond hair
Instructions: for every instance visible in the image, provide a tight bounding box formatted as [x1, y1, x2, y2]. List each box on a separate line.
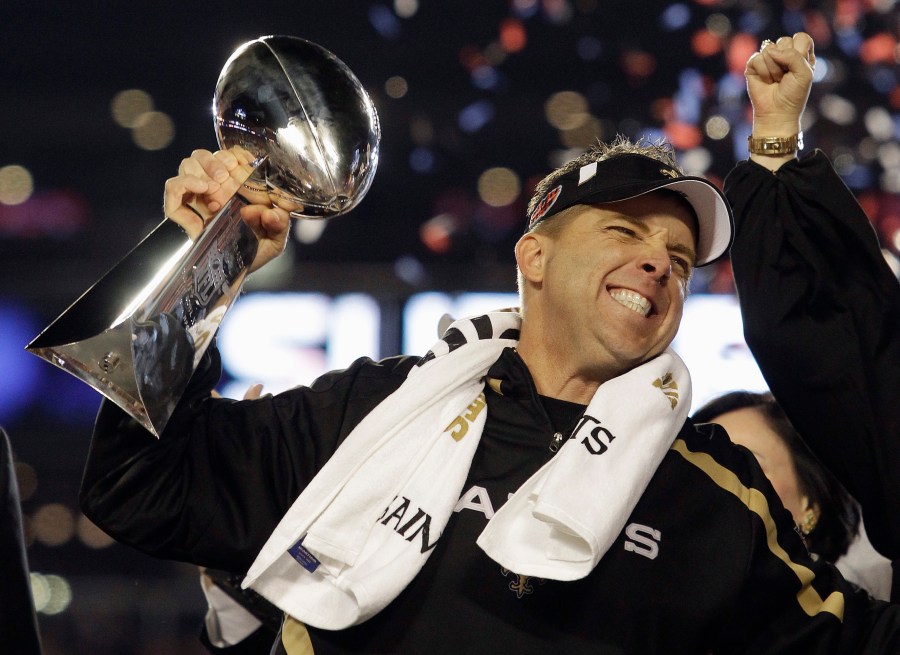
[526, 135, 682, 218]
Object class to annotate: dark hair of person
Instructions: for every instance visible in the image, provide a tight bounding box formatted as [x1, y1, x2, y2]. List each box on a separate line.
[692, 391, 861, 562]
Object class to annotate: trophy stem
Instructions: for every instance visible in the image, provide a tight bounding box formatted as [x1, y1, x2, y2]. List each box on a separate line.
[26, 171, 261, 437]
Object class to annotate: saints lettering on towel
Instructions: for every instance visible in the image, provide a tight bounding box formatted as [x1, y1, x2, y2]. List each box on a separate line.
[377, 495, 439, 553]
[571, 415, 617, 455]
[444, 393, 486, 442]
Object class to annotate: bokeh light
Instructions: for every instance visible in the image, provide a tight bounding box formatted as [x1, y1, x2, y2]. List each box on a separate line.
[544, 91, 589, 130]
[30, 573, 72, 615]
[458, 101, 495, 133]
[385, 75, 409, 98]
[420, 213, 458, 253]
[394, 0, 418, 18]
[559, 115, 604, 149]
[499, 18, 527, 53]
[131, 111, 175, 150]
[819, 94, 857, 125]
[32, 503, 76, 547]
[110, 89, 153, 128]
[14, 461, 38, 501]
[0, 165, 34, 206]
[661, 3, 691, 31]
[477, 167, 521, 207]
[705, 115, 731, 140]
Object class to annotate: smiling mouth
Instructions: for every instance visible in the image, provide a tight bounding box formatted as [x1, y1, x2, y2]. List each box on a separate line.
[609, 288, 652, 317]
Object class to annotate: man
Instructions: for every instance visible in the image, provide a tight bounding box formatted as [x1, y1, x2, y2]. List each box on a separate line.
[81, 44, 899, 655]
[725, 33, 900, 600]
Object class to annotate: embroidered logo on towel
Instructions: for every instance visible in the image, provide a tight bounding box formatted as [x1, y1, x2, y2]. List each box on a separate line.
[572, 414, 617, 456]
[444, 392, 487, 441]
[288, 538, 321, 573]
[652, 372, 679, 409]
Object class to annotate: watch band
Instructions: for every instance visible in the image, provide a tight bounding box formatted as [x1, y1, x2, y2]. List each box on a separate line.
[747, 132, 803, 156]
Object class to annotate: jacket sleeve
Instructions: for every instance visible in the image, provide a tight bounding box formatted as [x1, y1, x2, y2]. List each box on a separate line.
[731, 499, 900, 655]
[79, 347, 414, 573]
[724, 151, 900, 561]
[687, 424, 900, 654]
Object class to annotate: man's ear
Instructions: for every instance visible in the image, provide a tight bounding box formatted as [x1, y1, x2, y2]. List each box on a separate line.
[515, 232, 547, 284]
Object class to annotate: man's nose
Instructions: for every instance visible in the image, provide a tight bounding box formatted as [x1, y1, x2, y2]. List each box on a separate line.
[638, 249, 672, 284]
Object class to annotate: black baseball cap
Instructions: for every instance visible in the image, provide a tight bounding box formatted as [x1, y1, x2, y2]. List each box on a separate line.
[526, 153, 733, 266]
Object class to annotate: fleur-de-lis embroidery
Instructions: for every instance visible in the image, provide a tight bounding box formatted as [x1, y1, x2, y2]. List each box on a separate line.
[501, 568, 545, 599]
[660, 168, 679, 179]
[653, 372, 679, 409]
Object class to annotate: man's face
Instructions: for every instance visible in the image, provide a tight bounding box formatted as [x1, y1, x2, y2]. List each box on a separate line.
[535, 190, 697, 379]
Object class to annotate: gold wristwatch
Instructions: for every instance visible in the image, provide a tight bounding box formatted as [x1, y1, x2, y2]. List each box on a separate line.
[747, 132, 803, 156]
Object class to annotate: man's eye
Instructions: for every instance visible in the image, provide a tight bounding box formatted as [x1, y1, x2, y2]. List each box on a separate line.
[671, 255, 692, 275]
[609, 226, 637, 237]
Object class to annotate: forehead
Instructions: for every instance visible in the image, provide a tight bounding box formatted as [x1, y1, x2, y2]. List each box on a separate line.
[713, 407, 784, 449]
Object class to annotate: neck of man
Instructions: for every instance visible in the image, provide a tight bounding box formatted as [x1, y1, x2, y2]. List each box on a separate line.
[515, 324, 615, 405]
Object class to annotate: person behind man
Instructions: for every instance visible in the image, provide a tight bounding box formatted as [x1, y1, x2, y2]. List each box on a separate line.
[692, 391, 860, 563]
[724, 32, 900, 601]
[80, 37, 900, 654]
[693, 390, 892, 601]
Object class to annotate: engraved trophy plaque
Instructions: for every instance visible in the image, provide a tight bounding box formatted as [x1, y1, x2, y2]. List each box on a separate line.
[26, 36, 380, 437]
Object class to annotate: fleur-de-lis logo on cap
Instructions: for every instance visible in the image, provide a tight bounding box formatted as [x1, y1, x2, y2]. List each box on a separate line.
[653, 372, 679, 409]
[660, 168, 679, 179]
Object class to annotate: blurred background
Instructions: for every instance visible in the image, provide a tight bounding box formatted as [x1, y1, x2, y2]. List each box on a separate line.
[3, 0, 899, 652]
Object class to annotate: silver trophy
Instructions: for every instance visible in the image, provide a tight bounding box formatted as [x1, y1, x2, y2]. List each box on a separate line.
[26, 36, 380, 437]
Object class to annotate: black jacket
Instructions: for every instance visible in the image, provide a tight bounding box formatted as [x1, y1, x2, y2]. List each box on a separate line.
[726, 152, 900, 567]
[81, 344, 900, 654]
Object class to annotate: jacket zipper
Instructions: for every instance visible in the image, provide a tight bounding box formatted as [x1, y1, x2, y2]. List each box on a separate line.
[549, 431, 564, 453]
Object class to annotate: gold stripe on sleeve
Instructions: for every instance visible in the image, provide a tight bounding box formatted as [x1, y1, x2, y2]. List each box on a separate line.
[282, 615, 315, 654]
[671, 438, 845, 621]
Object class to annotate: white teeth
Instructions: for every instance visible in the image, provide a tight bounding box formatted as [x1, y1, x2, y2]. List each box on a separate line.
[610, 289, 651, 317]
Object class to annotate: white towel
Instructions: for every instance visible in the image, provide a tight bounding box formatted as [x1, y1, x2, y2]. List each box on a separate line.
[243, 310, 690, 629]
[476, 350, 690, 580]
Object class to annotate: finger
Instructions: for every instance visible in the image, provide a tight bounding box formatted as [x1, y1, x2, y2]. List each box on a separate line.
[243, 383, 264, 400]
[792, 31, 816, 69]
[213, 148, 241, 172]
[177, 149, 214, 176]
[760, 49, 786, 82]
[763, 42, 814, 81]
[163, 174, 220, 235]
[230, 145, 258, 166]
[242, 204, 291, 234]
[178, 155, 212, 181]
[190, 148, 232, 184]
[240, 204, 291, 243]
[745, 51, 775, 83]
[260, 206, 292, 237]
[775, 35, 794, 49]
[178, 159, 211, 184]
[184, 151, 256, 212]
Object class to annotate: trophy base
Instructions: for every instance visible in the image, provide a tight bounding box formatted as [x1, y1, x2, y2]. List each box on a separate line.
[27, 193, 258, 438]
